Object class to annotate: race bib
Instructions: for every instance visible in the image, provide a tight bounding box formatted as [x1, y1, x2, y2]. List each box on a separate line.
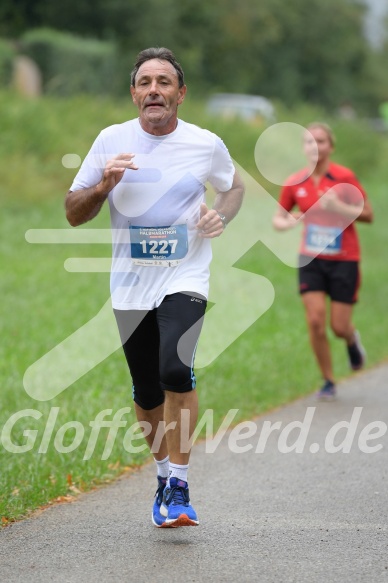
[305, 224, 343, 255]
[129, 224, 188, 267]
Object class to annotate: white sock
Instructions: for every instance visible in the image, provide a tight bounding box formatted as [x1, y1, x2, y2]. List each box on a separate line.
[154, 455, 169, 479]
[168, 462, 189, 484]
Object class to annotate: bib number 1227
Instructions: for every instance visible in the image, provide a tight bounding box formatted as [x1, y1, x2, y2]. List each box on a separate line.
[139, 239, 178, 255]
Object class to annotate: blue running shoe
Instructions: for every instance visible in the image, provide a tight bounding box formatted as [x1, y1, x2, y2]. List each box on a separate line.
[316, 379, 336, 401]
[160, 477, 199, 527]
[152, 476, 167, 527]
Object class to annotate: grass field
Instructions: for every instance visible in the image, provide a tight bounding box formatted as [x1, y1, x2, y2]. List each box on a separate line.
[1, 91, 388, 523]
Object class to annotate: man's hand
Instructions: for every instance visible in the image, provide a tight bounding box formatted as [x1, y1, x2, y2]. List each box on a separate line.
[65, 153, 138, 227]
[99, 153, 138, 195]
[196, 203, 225, 238]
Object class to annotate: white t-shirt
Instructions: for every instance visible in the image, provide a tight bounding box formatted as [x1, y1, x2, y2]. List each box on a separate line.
[70, 118, 235, 310]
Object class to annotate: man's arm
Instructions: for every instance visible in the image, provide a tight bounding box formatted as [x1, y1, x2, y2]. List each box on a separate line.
[65, 184, 109, 227]
[65, 153, 138, 227]
[196, 169, 245, 238]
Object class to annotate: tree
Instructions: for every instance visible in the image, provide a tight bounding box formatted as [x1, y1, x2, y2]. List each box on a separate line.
[1, 0, 386, 113]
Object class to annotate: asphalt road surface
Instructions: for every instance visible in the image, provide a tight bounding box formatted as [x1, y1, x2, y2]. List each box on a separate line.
[1, 365, 387, 582]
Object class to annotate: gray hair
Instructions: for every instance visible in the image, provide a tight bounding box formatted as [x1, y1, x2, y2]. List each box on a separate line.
[131, 47, 185, 88]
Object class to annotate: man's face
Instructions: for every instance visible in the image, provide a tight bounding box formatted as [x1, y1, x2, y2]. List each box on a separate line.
[303, 127, 333, 165]
[130, 58, 187, 135]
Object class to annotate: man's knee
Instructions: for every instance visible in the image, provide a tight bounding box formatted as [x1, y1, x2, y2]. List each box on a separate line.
[160, 362, 196, 393]
[133, 387, 165, 411]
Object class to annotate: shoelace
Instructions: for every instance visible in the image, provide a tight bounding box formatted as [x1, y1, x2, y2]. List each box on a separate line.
[155, 479, 166, 505]
[168, 484, 189, 506]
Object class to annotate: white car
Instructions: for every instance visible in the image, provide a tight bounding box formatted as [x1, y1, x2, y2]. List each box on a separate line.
[207, 93, 276, 124]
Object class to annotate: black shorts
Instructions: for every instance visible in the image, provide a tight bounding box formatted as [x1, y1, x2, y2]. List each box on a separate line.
[298, 255, 360, 304]
[114, 292, 207, 410]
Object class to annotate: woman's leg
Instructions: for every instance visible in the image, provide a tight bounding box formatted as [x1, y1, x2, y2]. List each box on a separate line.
[301, 291, 334, 382]
[330, 301, 365, 369]
[330, 301, 355, 344]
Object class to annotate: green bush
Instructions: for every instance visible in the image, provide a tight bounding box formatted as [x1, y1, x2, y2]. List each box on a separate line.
[20, 28, 118, 96]
[0, 38, 16, 87]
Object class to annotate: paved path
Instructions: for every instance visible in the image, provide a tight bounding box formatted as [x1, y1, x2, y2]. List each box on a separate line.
[1, 365, 388, 582]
